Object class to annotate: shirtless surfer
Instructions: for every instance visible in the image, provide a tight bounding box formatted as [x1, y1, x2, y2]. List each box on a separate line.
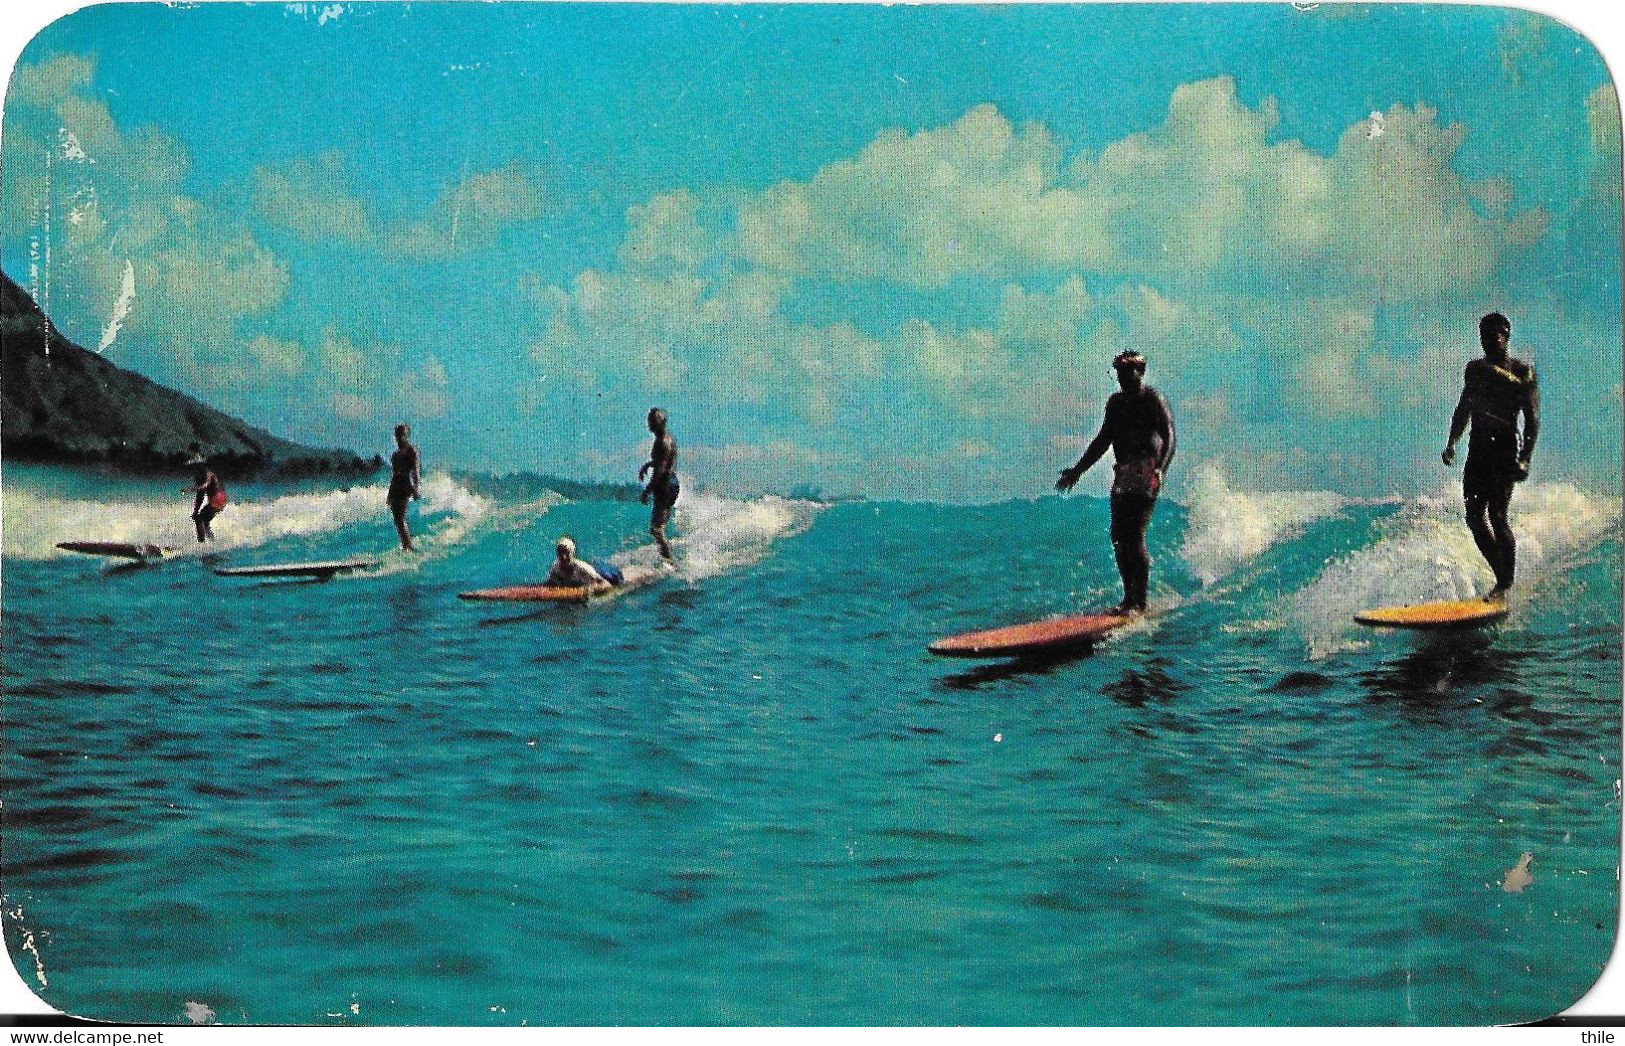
[388, 423, 421, 551]
[638, 408, 678, 562]
[1442, 312, 1539, 599]
[1055, 351, 1176, 614]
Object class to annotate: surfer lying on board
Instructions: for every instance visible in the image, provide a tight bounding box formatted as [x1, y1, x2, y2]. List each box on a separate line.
[388, 423, 421, 552]
[544, 537, 624, 589]
[184, 448, 227, 543]
[638, 407, 679, 563]
[1442, 312, 1539, 600]
[1055, 350, 1176, 614]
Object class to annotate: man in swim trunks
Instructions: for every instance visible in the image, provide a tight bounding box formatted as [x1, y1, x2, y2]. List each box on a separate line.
[545, 536, 612, 588]
[1442, 312, 1539, 599]
[1055, 350, 1177, 614]
[638, 407, 678, 563]
[387, 423, 421, 552]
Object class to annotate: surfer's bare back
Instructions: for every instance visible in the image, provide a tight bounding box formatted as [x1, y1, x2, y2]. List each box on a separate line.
[639, 407, 679, 562]
[1442, 312, 1539, 599]
[1055, 350, 1176, 614]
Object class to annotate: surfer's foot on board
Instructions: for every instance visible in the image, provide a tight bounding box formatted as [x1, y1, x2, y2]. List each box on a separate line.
[1484, 584, 1511, 602]
[1108, 603, 1147, 617]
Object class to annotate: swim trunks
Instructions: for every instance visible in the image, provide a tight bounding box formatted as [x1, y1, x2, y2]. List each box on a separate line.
[1463, 430, 1520, 501]
[1111, 460, 1161, 498]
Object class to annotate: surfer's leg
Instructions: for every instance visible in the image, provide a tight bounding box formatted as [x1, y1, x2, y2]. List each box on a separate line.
[1127, 496, 1154, 609]
[1463, 491, 1499, 584]
[650, 499, 675, 561]
[1108, 494, 1132, 606]
[390, 500, 414, 551]
[1109, 494, 1152, 610]
[1488, 484, 1516, 591]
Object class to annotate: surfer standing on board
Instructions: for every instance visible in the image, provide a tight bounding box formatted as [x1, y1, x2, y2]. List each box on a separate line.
[387, 423, 421, 552]
[1442, 312, 1539, 599]
[638, 408, 679, 563]
[1055, 351, 1176, 614]
[185, 446, 227, 543]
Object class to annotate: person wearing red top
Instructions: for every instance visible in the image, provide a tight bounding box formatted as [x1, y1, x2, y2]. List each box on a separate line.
[184, 447, 228, 543]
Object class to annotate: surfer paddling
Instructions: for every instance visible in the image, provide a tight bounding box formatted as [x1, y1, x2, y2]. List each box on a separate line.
[184, 447, 227, 543]
[388, 423, 422, 552]
[1055, 350, 1176, 614]
[1442, 312, 1539, 599]
[638, 407, 679, 563]
[545, 537, 624, 589]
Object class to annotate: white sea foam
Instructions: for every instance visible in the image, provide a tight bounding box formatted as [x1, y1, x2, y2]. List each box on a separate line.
[612, 485, 821, 582]
[1290, 482, 1619, 659]
[4, 472, 494, 562]
[1178, 463, 1348, 587]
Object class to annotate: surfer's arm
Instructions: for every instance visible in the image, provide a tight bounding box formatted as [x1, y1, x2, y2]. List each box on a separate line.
[1443, 379, 1471, 465]
[643, 438, 675, 492]
[639, 440, 664, 483]
[1519, 370, 1540, 465]
[1057, 407, 1114, 492]
[411, 449, 422, 498]
[1154, 390, 1176, 474]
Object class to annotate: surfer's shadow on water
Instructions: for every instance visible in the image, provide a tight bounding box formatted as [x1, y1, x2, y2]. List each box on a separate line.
[476, 605, 593, 629]
[933, 651, 1089, 691]
[1356, 630, 1533, 711]
[932, 646, 1186, 701]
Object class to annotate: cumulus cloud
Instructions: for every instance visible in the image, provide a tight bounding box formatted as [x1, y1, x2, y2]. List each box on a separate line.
[251, 154, 546, 259]
[249, 151, 376, 245]
[2, 54, 288, 393]
[520, 75, 1567, 497]
[396, 356, 451, 419]
[738, 104, 1102, 286]
[1551, 83, 1622, 313]
[733, 78, 1544, 300]
[245, 334, 306, 378]
[525, 196, 883, 426]
[1085, 80, 1545, 296]
[384, 162, 546, 259]
[299, 329, 451, 424]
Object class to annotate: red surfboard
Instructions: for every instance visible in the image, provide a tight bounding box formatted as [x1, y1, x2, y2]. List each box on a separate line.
[928, 612, 1135, 659]
[458, 583, 608, 604]
[458, 565, 664, 605]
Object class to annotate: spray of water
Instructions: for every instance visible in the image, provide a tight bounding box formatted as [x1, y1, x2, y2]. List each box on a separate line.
[5, 473, 492, 561]
[1290, 482, 1619, 658]
[1178, 463, 1348, 587]
[610, 487, 822, 582]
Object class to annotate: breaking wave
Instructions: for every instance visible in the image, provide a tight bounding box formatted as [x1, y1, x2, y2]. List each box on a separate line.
[611, 487, 821, 582]
[1177, 463, 1348, 586]
[5, 473, 491, 561]
[1290, 482, 1619, 658]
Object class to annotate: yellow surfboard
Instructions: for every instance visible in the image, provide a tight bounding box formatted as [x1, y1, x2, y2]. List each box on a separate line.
[1353, 597, 1509, 629]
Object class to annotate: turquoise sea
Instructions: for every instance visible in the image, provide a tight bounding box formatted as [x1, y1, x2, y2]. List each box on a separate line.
[1, 463, 1619, 1025]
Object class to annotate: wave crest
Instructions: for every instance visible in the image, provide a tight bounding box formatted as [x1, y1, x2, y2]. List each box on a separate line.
[1178, 463, 1347, 586]
[1290, 482, 1620, 658]
[614, 490, 821, 581]
[6, 473, 490, 561]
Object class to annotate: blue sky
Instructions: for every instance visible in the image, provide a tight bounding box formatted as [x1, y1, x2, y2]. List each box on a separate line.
[1, 3, 1618, 499]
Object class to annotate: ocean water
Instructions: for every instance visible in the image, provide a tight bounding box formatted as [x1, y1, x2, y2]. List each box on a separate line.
[1, 462, 1619, 1026]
